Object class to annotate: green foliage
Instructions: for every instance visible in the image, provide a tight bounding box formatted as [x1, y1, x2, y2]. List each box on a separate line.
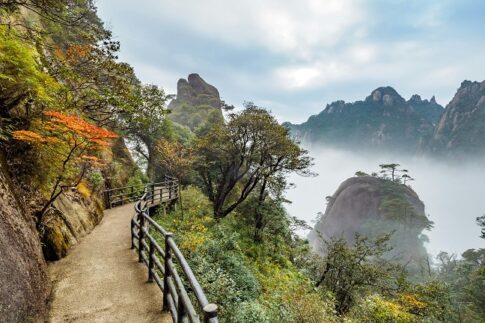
[231, 301, 270, 323]
[312, 234, 400, 315]
[195, 104, 312, 219]
[477, 215, 485, 239]
[351, 295, 417, 323]
[87, 169, 104, 191]
[0, 25, 59, 114]
[169, 102, 224, 132]
[157, 187, 337, 322]
[436, 249, 485, 321]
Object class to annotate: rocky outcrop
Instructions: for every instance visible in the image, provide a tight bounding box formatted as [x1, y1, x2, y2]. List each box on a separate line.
[174, 73, 221, 108]
[42, 192, 104, 260]
[168, 73, 224, 131]
[103, 137, 139, 189]
[429, 80, 485, 156]
[309, 176, 430, 268]
[285, 87, 443, 152]
[0, 154, 50, 322]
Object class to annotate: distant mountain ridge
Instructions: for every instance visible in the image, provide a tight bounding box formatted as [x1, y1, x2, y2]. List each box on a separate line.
[428, 80, 485, 156]
[284, 86, 444, 152]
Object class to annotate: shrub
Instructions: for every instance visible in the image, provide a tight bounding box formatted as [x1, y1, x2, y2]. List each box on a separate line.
[350, 295, 417, 323]
[232, 301, 270, 323]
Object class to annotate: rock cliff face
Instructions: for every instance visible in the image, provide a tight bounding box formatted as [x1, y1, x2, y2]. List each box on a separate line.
[285, 87, 443, 152]
[309, 176, 430, 268]
[0, 137, 136, 320]
[429, 80, 485, 156]
[42, 192, 103, 260]
[0, 154, 50, 322]
[168, 73, 224, 131]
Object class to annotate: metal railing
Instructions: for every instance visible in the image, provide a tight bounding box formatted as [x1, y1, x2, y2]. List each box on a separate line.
[131, 180, 218, 323]
[103, 177, 179, 209]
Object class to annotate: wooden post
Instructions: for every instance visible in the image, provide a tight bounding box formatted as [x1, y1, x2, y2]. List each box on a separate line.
[105, 191, 111, 209]
[148, 239, 154, 282]
[177, 292, 187, 323]
[138, 212, 145, 263]
[131, 186, 134, 202]
[162, 233, 173, 311]
[130, 219, 135, 249]
[203, 304, 218, 323]
[151, 184, 155, 205]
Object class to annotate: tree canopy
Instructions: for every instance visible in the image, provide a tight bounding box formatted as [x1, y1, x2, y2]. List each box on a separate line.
[194, 104, 312, 219]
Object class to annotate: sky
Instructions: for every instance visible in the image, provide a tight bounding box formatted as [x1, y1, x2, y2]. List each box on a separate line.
[96, 0, 485, 123]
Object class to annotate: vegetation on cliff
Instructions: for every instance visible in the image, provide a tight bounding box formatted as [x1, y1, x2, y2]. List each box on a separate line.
[1, 2, 484, 323]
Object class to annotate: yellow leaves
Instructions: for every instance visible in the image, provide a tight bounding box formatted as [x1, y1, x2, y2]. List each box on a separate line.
[180, 231, 208, 253]
[12, 130, 45, 142]
[77, 181, 92, 199]
[399, 293, 427, 311]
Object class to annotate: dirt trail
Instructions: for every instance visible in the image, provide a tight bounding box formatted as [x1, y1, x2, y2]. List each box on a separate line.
[48, 203, 172, 323]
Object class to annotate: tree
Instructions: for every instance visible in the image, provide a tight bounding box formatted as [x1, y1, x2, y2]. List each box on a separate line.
[0, 25, 59, 117]
[154, 138, 194, 185]
[402, 173, 414, 185]
[13, 110, 117, 225]
[124, 84, 170, 180]
[379, 163, 400, 181]
[194, 104, 312, 219]
[477, 215, 485, 239]
[313, 233, 399, 315]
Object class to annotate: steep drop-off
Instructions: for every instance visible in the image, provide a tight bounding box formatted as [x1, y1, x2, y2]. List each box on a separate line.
[285, 87, 443, 152]
[309, 176, 431, 269]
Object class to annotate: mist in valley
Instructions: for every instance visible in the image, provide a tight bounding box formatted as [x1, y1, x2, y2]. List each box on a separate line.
[285, 145, 485, 258]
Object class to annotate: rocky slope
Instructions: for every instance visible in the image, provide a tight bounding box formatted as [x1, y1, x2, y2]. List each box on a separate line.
[285, 87, 443, 152]
[309, 176, 431, 269]
[168, 73, 224, 131]
[428, 80, 485, 156]
[0, 153, 50, 322]
[0, 136, 138, 320]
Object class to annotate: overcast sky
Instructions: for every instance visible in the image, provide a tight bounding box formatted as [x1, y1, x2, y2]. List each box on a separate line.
[97, 0, 485, 123]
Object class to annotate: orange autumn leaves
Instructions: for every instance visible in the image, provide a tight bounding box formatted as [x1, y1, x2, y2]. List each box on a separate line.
[53, 44, 91, 65]
[13, 110, 118, 165]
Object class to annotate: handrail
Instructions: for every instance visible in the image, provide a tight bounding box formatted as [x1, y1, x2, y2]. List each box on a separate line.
[130, 179, 218, 323]
[102, 178, 179, 209]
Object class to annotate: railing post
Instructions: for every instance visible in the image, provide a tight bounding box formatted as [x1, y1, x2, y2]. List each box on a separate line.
[169, 181, 172, 200]
[130, 218, 135, 249]
[105, 191, 111, 209]
[148, 239, 154, 282]
[177, 292, 187, 322]
[138, 212, 145, 263]
[163, 233, 173, 311]
[151, 184, 155, 205]
[203, 304, 218, 323]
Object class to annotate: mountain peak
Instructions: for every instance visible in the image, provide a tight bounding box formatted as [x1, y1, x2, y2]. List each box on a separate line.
[365, 86, 405, 106]
[409, 94, 423, 103]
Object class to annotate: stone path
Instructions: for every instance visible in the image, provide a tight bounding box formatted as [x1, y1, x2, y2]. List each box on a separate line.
[48, 203, 172, 323]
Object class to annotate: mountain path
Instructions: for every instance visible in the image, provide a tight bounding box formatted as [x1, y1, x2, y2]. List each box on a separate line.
[48, 203, 172, 323]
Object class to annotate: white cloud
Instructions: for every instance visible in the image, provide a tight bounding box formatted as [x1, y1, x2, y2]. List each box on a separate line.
[97, 0, 485, 122]
[119, 0, 365, 57]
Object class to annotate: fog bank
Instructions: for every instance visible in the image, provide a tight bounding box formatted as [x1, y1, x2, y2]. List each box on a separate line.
[286, 147, 485, 256]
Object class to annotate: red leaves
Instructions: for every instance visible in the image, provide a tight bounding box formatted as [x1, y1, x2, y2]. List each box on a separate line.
[42, 110, 118, 148]
[13, 110, 118, 161]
